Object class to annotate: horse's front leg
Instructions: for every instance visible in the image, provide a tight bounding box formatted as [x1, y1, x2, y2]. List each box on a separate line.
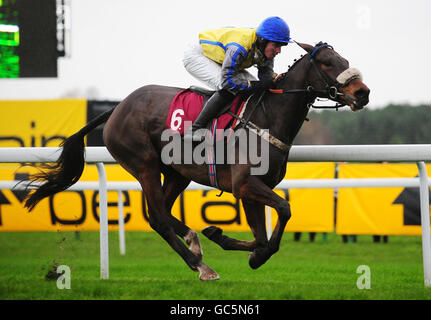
[201, 200, 266, 252]
[249, 203, 291, 269]
[233, 174, 291, 269]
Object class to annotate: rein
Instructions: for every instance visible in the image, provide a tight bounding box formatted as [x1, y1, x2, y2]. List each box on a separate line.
[269, 84, 347, 110]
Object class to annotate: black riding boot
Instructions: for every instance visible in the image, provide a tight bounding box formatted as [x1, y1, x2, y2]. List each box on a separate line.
[184, 90, 235, 141]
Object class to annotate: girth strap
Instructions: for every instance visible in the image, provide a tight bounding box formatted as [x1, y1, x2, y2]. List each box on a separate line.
[228, 111, 292, 153]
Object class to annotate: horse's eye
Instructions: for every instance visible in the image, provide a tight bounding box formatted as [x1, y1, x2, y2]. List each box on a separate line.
[321, 62, 331, 69]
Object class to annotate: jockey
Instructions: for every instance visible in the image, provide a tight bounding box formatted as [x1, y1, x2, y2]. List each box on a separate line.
[183, 16, 293, 141]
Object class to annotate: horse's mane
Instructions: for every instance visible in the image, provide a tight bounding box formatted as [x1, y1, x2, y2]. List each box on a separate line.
[278, 41, 326, 81]
[286, 54, 307, 73]
[275, 54, 306, 84]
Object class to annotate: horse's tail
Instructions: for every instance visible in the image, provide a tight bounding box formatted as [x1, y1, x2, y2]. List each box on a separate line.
[24, 107, 115, 211]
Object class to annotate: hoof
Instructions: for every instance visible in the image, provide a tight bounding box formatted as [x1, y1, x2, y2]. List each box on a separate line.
[197, 263, 220, 281]
[248, 248, 271, 270]
[202, 226, 222, 241]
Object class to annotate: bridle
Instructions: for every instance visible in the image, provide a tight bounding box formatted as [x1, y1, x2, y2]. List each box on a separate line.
[269, 42, 360, 110]
[227, 42, 363, 154]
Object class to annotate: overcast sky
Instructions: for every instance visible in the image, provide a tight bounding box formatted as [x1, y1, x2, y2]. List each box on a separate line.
[1, 0, 430, 108]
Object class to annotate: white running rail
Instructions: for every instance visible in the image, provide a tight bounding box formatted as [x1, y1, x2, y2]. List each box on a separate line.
[0, 145, 430, 287]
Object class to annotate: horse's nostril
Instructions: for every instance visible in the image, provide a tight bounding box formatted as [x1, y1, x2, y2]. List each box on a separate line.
[355, 88, 370, 99]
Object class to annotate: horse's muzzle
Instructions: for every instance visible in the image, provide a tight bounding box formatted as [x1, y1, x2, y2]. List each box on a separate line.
[354, 88, 370, 107]
[339, 78, 370, 111]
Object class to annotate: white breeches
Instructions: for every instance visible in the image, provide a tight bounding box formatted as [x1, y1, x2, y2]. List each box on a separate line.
[183, 42, 256, 91]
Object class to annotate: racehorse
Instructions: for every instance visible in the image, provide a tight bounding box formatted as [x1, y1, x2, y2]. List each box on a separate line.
[23, 42, 370, 281]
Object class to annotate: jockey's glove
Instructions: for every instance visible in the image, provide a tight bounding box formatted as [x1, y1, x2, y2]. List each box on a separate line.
[249, 79, 275, 93]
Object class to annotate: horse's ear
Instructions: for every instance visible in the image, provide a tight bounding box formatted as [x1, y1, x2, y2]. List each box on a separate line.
[296, 42, 314, 54]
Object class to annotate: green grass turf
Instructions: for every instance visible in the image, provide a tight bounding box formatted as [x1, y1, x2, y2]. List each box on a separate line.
[0, 231, 430, 300]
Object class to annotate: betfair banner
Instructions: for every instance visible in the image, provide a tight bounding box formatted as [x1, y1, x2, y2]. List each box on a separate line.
[0, 99, 86, 230]
[0, 163, 336, 232]
[336, 163, 431, 235]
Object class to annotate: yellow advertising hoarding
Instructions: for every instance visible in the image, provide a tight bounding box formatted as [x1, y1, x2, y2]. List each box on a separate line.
[0, 99, 87, 148]
[336, 163, 431, 235]
[178, 162, 335, 233]
[0, 164, 147, 231]
[0, 163, 336, 232]
[281, 162, 335, 233]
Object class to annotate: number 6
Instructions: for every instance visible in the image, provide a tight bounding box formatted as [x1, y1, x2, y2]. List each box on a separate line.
[170, 109, 184, 130]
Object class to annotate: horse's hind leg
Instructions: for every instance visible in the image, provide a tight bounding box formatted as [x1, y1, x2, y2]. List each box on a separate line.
[140, 167, 219, 280]
[107, 143, 217, 279]
[161, 167, 203, 259]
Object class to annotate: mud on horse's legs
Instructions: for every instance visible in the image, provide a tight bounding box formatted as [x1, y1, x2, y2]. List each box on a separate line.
[140, 162, 219, 280]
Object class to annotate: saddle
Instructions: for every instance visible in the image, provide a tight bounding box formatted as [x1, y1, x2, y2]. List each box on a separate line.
[166, 87, 248, 137]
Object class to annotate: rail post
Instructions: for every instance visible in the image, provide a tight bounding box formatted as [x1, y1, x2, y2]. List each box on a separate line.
[417, 161, 431, 287]
[266, 206, 272, 240]
[96, 162, 109, 279]
[118, 190, 126, 255]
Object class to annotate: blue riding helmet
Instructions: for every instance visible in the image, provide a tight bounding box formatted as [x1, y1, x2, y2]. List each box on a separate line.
[256, 16, 293, 44]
